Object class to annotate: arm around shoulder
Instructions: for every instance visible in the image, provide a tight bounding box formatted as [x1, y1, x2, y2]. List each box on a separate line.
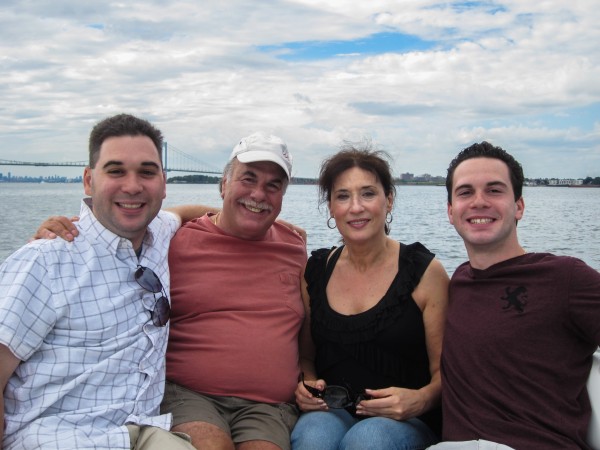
[165, 204, 220, 224]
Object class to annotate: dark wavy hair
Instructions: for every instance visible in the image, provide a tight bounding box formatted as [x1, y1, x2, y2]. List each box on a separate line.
[319, 142, 396, 234]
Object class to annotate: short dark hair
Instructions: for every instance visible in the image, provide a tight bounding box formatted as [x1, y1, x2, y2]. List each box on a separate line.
[319, 142, 396, 234]
[88, 114, 164, 168]
[446, 141, 524, 204]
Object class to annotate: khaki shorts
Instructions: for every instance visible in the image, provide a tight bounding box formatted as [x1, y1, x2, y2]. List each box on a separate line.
[161, 381, 299, 450]
[127, 425, 195, 450]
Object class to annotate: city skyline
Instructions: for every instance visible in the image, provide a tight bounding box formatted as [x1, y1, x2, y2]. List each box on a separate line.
[2, 168, 598, 185]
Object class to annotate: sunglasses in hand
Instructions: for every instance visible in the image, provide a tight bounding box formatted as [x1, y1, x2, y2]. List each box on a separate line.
[300, 373, 371, 409]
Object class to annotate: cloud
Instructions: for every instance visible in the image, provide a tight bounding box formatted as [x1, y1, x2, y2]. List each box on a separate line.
[0, 0, 598, 179]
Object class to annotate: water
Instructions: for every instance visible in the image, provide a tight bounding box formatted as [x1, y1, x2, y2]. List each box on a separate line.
[1, 183, 599, 274]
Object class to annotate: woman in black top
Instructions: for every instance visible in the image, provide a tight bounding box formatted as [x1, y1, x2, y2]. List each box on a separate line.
[291, 144, 449, 450]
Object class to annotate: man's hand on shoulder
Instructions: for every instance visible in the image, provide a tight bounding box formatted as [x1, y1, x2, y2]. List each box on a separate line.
[30, 216, 79, 242]
[276, 218, 307, 243]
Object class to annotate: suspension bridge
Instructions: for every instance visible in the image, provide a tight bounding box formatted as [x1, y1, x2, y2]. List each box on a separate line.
[0, 143, 222, 175]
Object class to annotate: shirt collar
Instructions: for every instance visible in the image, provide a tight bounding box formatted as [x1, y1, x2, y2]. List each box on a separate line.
[78, 198, 157, 256]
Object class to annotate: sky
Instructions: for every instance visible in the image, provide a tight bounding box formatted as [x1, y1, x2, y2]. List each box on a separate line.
[1, 0, 599, 180]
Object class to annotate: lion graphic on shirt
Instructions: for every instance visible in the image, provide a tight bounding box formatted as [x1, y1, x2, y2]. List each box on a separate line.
[501, 286, 528, 313]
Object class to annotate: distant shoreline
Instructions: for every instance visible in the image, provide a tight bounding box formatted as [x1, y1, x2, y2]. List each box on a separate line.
[3, 179, 599, 188]
[0, 175, 600, 188]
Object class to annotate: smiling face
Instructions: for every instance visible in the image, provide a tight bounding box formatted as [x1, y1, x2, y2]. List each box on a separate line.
[218, 159, 286, 240]
[447, 157, 525, 265]
[83, 135, 166, 250]
[329, 167, 393, 244]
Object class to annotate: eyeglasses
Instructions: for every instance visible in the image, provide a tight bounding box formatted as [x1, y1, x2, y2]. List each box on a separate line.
[135, 265, 171, 327]
[300, 373, 370, 409]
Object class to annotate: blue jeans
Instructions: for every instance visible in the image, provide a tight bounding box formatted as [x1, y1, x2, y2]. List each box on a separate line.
[427, 441, 515, 450]
[291, 409, 439, 450]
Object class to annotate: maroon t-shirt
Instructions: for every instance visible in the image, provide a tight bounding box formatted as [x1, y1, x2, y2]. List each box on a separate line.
[441, 253, 600, 449]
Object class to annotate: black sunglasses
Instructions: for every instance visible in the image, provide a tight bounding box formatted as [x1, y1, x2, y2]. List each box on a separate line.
[135, 265, 171, 327]
[300, 373, 370, 409]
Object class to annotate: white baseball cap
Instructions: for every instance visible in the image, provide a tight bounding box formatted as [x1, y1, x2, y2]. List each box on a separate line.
[229, 132, 292, 179]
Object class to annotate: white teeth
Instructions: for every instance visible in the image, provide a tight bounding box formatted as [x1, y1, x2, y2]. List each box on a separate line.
[470, 218, 493, 224]
[120, 203, 142, 209]
[240, 200, 272, 213]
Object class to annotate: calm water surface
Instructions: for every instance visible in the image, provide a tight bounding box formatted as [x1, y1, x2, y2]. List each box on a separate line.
[1, 183, 599, 274]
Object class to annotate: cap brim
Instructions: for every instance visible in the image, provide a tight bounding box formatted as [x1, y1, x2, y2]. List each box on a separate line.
[235, 151, 291, 179]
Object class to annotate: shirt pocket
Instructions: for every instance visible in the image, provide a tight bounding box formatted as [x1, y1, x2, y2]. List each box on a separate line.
[279, 272, 304, 318]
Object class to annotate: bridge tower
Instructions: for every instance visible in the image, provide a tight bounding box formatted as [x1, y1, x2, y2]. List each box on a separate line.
[163, 141, 168, 172]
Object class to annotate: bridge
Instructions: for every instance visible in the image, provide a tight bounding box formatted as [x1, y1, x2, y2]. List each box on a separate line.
[0, 143, 222, 175]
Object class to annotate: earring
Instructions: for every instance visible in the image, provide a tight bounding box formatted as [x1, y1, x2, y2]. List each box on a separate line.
[386, 212, 393, 225]
[327, 217, 337, 229]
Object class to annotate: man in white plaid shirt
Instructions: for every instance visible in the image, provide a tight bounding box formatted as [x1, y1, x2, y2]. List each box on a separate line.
[0, 114, 195, 450]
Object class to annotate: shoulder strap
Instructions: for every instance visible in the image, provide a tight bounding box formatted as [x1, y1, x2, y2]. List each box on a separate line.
[324, 245, 344, 276]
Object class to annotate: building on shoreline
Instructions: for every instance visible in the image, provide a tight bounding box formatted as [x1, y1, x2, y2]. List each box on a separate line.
[548, 178, 583, 186]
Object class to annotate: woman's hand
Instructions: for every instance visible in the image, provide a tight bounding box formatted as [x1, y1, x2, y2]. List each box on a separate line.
[355, 386, 427, 421]
[294, 378, 328, 412]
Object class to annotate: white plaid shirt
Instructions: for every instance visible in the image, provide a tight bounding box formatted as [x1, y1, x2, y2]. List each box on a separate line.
[0, 199, 180, 450]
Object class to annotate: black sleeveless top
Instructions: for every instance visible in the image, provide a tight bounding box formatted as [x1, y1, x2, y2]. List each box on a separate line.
[305, 241, 442, 435]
